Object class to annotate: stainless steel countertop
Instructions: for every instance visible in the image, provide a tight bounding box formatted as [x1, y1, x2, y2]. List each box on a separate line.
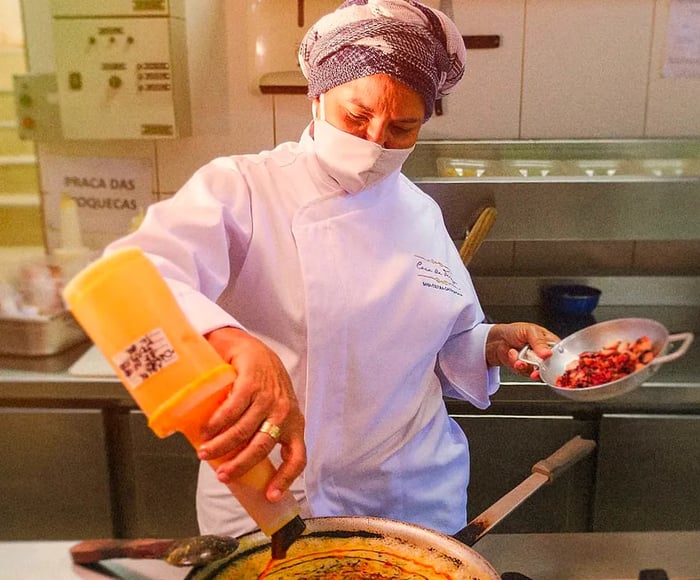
[2, 532, 699, 579]
[475, 531, 700, 580]
[1, 306, 698, 413]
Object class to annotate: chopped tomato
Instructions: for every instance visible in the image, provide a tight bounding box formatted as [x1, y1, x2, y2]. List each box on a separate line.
[556, 336, 654, 389]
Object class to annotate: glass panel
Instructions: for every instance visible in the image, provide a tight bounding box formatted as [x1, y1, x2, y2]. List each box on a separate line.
[405, 139, 700, 180]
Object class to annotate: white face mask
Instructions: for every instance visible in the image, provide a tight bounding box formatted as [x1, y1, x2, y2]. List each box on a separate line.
[312, 95, 415, 194]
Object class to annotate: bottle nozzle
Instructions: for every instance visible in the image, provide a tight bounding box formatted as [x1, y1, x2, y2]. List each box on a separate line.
[270, 515, 306, 559]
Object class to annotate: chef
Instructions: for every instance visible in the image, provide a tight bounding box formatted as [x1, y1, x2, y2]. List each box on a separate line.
[105, 0, 558, 538]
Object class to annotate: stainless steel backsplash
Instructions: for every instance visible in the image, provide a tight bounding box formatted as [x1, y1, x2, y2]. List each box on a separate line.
[406, 139, 700, 282]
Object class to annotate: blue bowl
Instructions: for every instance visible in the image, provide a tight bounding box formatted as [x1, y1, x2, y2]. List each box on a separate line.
[542, 284, 601, 316]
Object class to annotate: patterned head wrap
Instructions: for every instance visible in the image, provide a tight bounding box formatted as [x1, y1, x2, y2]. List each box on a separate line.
[298, 0, 466, 121]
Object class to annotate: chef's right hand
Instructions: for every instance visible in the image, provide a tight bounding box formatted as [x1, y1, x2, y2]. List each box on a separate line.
[486, 322, 560, 380]
[197, 327, 307, 503]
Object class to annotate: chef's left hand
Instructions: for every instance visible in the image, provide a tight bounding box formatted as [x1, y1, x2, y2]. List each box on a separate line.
[486, 322, 560, 380]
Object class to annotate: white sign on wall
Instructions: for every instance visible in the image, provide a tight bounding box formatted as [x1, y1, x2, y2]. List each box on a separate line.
[40, 155, 153, 251]
[663, 0, 700, 78]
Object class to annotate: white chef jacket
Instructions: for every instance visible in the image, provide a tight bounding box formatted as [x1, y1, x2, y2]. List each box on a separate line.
[106, 124, 500, 538]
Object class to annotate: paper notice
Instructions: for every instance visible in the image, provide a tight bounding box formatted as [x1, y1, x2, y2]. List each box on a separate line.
[663, 0, 700, 78]
[40, 155, 153, 251]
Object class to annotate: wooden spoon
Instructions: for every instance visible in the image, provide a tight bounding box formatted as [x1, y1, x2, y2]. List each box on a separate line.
[70, 534, 240, 567]
[459, 206, 497, 267]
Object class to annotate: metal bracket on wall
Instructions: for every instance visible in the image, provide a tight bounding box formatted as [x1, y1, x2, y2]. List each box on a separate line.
[463, 35, 501, 50]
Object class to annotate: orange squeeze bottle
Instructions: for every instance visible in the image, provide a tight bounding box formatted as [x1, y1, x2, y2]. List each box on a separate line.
[62, 247, 304, 556]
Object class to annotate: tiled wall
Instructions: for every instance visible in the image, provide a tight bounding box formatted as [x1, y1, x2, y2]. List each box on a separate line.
[469, 239, 700, 278]
[467, 182, 700, 278]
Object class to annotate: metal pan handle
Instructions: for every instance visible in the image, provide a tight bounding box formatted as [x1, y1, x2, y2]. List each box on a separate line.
[517, 345, 542, 369]
[652, 332, 694, 366]
[517, 341, 558, 370]
[520, 333, 694, 369]
[453, 436, 595, 547]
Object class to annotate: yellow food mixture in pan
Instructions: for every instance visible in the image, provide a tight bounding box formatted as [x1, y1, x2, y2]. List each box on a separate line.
[212, 535, 492, 580]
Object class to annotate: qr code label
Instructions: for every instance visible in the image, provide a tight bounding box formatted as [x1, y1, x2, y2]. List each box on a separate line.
[113, 328, 178, 389]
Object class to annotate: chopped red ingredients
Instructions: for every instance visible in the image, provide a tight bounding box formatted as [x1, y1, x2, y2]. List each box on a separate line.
[556, 336, 655, 389]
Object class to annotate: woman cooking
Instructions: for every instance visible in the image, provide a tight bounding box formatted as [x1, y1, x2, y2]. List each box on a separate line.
[105, 0, 559, 539]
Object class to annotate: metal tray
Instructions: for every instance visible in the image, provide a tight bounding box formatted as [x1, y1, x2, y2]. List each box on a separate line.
[0, 310, 88, 356]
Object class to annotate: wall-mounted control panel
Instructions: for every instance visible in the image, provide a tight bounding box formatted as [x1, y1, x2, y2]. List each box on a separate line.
[50, 0, 190, 140]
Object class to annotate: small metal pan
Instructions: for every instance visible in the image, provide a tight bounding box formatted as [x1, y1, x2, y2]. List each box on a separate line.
[518, 318, 694, 401]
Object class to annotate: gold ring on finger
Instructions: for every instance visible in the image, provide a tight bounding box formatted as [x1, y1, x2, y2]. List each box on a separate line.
[258, 420, 281, 442]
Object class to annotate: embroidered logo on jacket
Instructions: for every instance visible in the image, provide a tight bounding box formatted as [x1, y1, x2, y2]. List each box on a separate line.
[415, 255, 463, 296]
